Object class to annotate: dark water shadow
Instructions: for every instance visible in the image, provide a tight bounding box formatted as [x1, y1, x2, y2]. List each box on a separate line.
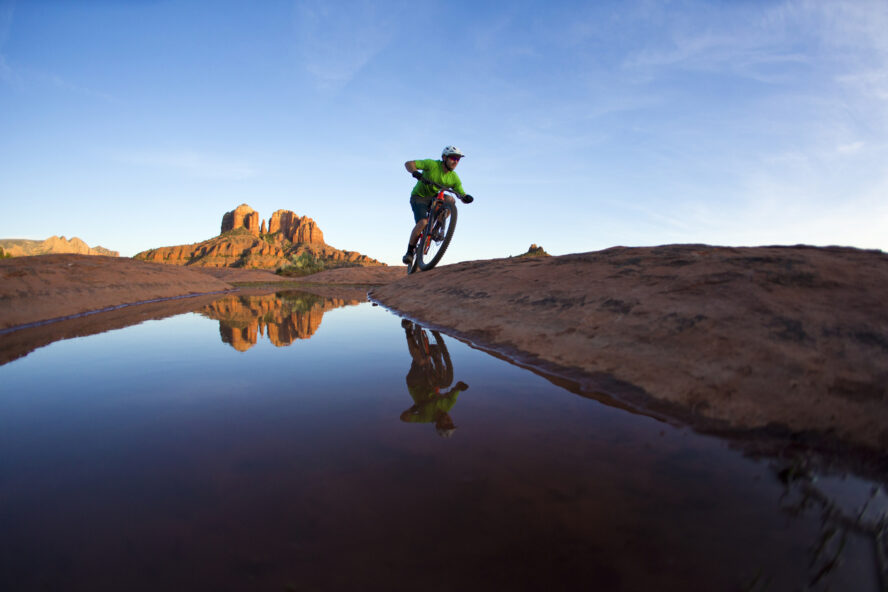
[401, 318, 888, 590]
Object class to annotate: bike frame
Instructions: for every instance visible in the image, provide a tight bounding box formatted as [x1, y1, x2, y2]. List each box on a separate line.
[419, 189, 450, 254]
[407, 176, 461, 274]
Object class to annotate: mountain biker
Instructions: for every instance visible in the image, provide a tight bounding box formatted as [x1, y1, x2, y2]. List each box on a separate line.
[402, 145, 474, 266]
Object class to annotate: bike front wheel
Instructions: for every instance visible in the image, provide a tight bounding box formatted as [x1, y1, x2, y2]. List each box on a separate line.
[416, 202, 457, 271]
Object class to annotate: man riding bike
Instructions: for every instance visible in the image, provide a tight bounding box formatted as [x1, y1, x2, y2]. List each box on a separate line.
[403, 146, 474, 266]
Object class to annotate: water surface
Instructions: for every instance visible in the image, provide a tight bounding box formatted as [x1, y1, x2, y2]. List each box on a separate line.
[0, 290, 884, 591]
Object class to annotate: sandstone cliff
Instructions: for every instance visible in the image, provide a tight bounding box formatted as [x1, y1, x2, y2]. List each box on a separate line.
[0, 236, 119, 257]
[134, 204, 382, 271]
[220, 204, 260, 236]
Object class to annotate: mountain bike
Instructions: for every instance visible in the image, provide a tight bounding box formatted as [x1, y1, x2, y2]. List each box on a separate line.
[404, 319, 455, 387]
[406, 178, 472, 274]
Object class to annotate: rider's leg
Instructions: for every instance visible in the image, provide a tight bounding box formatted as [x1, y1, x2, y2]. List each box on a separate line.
[404, 197, 430, 264]
[408, 219, 427, 248]
[403, 219, 427, 264]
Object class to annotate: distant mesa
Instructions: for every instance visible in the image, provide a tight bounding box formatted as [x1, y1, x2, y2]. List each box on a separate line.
[0, 236, 119, 258]
[135, 203, 382, 272]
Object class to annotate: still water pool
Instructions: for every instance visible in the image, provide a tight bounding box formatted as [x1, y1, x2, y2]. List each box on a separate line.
[0, 290, 884, 591]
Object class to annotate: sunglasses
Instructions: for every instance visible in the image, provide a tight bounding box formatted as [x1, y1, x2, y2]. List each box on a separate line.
[446, 155, 462, 161]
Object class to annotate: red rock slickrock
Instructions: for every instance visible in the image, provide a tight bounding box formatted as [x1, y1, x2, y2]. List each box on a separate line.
[370, 245, 888, 452]
[0, 254, 233, 329]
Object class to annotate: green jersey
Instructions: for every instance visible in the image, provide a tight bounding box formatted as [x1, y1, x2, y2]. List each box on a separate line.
[401, 390, 462, 424]
[410, 159, 466, 201]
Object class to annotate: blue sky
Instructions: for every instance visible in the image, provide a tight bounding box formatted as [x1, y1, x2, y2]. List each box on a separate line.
[1, 0, 886, 265]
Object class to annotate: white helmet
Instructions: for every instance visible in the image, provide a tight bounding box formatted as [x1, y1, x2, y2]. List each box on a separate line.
[442, 145, 465, 158]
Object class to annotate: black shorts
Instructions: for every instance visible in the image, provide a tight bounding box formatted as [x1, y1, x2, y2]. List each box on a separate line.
[409, 195, 431, 223]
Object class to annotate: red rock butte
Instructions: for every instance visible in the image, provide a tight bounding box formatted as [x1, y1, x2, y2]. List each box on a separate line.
[221, 204, 261, 236]
[134, 204, 381, 270]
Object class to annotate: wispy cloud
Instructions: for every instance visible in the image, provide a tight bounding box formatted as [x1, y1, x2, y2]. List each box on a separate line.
[120, 150, 258, 180]
[0, 1, 12, 46]
[0, 1, 115, 100]
[618, 0, 885, 91]
[836, 141, 865, 155]
[0, 53, 15, 86]
[0, 0, 15, 87]
[293, 0, 400, 91]
[621, 6, 813, 84]
[44, 71, 116, 101]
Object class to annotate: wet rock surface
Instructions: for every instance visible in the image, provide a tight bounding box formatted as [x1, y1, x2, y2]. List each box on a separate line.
[370, 245, 888, 455]
[0, 254, 233, 330]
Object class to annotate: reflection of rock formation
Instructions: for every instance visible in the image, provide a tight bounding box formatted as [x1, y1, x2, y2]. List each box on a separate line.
[200, 291, 361, 351]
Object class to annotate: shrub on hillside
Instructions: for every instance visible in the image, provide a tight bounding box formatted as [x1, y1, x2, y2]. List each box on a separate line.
[275, 251, 362, 277]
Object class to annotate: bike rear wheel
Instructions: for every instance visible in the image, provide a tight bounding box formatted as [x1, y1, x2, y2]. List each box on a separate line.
[416, 202, 457, 271]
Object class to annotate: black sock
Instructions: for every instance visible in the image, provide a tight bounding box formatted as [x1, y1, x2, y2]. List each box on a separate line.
[407, 244, 415, 254]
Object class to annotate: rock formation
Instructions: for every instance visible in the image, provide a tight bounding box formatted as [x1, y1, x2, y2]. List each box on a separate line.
[0, 236, 119, 257]
[221, 204, 260, 236]
[268, 210, 324, 244]
[519, 244, 550, 257]
[135, 203, 383, 271]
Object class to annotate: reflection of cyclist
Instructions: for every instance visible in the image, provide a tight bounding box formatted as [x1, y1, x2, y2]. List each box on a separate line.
[402, 146, 474, 266]
[400, 319, 468, 437]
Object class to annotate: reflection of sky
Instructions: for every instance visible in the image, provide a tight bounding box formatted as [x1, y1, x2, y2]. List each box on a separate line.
[0, 300, 881, 590]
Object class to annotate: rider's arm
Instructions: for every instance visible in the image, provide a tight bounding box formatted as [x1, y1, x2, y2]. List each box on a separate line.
[405, 160, 424, 181]
[453, 177, 467, 197]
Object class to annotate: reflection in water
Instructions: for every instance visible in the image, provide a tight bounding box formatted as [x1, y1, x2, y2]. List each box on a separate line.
[200, 291, 361, 351]
[2, 297, 888, 590]
[400, 320, 468, 437]
[773, 457, 888, 588]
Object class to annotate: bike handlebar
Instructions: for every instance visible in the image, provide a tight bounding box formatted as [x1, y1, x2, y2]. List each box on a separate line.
[415, 175, 452, 192]
[414, 175, 474, 203]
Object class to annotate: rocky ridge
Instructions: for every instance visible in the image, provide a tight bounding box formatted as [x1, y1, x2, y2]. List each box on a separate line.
[134, 203, 381, 270]
[0, 236, 119, 257]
